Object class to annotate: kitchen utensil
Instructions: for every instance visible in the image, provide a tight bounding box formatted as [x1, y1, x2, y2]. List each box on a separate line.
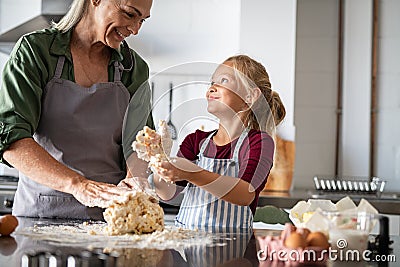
[167, 82, 177, 140]
[0, 175, 18, 214]
[313, 176, 386, 197]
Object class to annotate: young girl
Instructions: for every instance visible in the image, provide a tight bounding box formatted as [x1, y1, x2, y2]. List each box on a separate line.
[152, 55, 286, 231]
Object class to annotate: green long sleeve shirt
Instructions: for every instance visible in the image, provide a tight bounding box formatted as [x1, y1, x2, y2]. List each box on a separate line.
[0, 27, 153, 166]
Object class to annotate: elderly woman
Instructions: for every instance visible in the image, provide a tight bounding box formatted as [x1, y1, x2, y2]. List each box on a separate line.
[0, 0, 153, 220]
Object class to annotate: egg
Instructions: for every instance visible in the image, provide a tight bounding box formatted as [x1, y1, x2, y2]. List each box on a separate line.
[296, 227, 311, 239]
[0, 236, 17, 256]
[306, 231, 330, 249]
[0, 214, 19, 236]
[284, 232, 307, 249]
[280, 223, 296, 240]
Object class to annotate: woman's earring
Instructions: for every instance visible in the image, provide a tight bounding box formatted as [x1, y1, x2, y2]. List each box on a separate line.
[92, 0, 100, 6]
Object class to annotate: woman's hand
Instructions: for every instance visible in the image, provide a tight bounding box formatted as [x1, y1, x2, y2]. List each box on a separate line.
[71, 178, 131, 208]
[153, 157, 203, 183]
[118, 177, 159, 202]
[118, 177, 149, 192]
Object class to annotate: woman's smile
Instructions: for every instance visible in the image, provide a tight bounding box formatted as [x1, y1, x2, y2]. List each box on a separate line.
[115, 28, 129, 40]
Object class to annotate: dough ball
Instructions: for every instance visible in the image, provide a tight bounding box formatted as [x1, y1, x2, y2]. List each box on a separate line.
[104, 192, 164, 235]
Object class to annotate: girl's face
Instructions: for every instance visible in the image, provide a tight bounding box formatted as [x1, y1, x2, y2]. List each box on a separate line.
[93, 0, 152, 49]
[207, 61, 248, 116]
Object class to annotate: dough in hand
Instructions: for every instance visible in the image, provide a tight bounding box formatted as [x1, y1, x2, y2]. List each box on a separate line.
[103, 191, 164, 235]
[132, 120, 172, 166]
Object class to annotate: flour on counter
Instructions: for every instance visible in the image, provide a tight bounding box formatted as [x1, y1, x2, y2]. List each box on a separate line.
[15, 222, 213, 250]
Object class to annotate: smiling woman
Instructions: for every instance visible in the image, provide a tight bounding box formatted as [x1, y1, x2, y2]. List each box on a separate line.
[66, 0, 151, 87]
[0, 0, 154, 220]
[56, 0, 152, 49]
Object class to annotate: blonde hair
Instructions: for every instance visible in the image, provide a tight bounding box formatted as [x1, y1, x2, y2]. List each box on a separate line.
[224, 55, 286, 131]
[52, 0, 89, 32]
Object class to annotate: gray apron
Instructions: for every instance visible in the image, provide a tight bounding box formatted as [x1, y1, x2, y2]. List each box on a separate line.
[175, 129, 253, 231]
[13, 56, 130, 220]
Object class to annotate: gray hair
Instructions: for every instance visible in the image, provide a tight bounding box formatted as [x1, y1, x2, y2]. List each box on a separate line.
[52, 0, 89, 32]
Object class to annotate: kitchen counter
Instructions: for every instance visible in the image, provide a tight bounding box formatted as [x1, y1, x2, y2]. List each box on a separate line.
[258, 189, 400, 215]
[1, 216, 258, 267]
[0, 217, 399, 267]
[161, 189, 400, 215]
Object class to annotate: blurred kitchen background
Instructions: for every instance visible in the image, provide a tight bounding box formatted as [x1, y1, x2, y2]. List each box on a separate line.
[0, 0, 398, 256]
[0, 0, 399, 193]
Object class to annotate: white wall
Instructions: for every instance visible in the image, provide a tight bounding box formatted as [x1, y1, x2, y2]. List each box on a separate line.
[0, 0, 41, 176]
[0, 0, 41, 33]
[239, 0, 297, 141]
[127, 0, 241, 72]
[375, 0, 400, 191]
[293, 0, 339, 189]
[341, 0, 373, 177]
[294, 0, 400, 192]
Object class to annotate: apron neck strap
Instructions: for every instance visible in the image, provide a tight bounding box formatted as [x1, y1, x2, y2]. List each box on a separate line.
[198, 128, 250, 161]
[231, 128, 250, 162]
[54, 56, 66, 79]
[198, 130, 217, 155]
[113, 61, 122, 82]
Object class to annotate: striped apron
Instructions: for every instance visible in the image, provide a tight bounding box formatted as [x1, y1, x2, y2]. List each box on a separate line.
[175, 129, 253, 232]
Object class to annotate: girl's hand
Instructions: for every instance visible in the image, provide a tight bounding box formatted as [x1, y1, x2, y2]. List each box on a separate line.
[153, 157, 203, 183]
[71, 178, 131, 208]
